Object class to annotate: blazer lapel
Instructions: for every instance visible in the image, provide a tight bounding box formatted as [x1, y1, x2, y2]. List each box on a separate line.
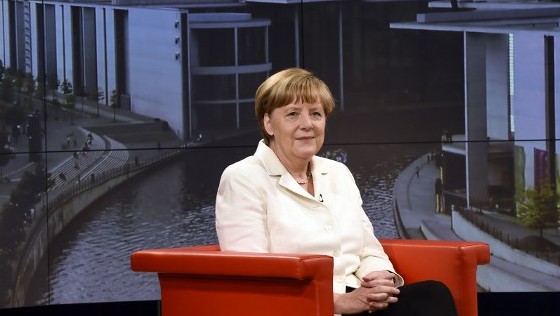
[254, 140, 330, 201]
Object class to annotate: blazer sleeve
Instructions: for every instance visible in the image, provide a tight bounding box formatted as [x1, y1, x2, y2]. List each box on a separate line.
[215, 162, 270, 253]
[355, 213, 404, 286]
[340, 164, 405, 286]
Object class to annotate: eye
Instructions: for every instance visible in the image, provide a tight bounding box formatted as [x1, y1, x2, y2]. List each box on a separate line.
[286, 111, 299, 120]
[310, 111, 323, 119]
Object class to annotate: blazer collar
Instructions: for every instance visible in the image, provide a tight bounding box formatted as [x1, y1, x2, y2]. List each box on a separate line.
[254, 140, 329, 195]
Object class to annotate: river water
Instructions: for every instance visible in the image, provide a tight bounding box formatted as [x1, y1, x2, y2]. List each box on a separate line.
[31, 139, 435, 305]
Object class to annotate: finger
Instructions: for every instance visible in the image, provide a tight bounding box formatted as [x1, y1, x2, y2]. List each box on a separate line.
[367, 296, 398, 313]
[364, 285, 400, 296]
[362, 278, 394, 285]
[366, 292, 396, 303]
[363, 271, 394, 282]
[369, 302, 390, 311]
[361, 279, 397, 288]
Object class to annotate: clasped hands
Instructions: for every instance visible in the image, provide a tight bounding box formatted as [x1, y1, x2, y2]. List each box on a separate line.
[334, 271, 400, 315]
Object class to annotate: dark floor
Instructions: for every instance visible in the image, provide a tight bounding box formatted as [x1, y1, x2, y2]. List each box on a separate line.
[0, 293, 559, 316]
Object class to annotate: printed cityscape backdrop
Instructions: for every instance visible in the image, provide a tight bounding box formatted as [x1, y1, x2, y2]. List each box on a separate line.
[0, 0, 559, 310]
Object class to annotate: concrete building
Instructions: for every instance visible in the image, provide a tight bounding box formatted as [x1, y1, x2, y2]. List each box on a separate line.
[1, 0, 273, 140]
[393, 1, 560, 220]
[1, 0, 463, 142]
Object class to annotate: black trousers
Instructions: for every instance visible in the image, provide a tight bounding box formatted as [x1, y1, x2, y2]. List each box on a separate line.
[343, 280, 458, 316]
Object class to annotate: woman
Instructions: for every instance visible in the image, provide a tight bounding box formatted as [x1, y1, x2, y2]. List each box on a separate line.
[215, 68, 457, 316]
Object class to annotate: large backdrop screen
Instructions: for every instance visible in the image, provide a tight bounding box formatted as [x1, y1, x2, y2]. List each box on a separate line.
[0, 0, 559, 309]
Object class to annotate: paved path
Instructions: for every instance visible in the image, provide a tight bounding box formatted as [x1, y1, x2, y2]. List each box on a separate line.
[392, 154, 461, 240]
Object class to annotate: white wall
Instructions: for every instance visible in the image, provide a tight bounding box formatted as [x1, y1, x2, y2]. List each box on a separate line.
[127, 7, 184, 137]
[55, 4, 74, 87]
[0, 0, 9, 66]
[513, 32, 547, 188]
[555, 35, 560, 143]
[30, 3, 39, 79]
[486, 34, 510, 140]
[95, 7, 116, 108]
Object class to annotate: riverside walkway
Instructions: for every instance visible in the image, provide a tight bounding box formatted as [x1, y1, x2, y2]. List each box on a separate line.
[393, 153, 560, 291]
[2, 100, 178, 180]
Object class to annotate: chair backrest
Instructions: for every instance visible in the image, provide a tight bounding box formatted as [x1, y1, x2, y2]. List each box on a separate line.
[380, 239, 490, 316]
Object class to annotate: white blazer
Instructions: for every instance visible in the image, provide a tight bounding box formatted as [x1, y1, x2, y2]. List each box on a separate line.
[216, 140, 404, 294]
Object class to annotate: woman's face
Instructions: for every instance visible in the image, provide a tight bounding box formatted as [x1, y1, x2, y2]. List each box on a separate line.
[264, 100, 326, 163]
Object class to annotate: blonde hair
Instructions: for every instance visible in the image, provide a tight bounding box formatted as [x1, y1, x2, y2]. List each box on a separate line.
[254, 68, 335, 145]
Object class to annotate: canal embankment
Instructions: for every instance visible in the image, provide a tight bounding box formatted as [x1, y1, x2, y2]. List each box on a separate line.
[11, 145, 182, 306]
[12, 144, 184, 307]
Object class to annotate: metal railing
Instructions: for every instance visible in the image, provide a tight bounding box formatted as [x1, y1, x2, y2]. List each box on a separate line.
[457, 206, 560, 266]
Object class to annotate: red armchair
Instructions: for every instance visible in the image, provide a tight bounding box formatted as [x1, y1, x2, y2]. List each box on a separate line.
[131, 239, 490, 316]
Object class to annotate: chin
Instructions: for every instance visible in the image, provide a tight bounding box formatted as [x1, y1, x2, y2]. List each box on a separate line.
[298, 149, 318, 159]
[295, 143, 321, 157]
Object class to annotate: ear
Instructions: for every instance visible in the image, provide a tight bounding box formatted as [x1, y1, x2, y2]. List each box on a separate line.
[264, 113, 274, 136]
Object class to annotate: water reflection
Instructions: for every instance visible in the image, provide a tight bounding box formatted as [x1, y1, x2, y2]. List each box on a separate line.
[38, 142, 434, 304]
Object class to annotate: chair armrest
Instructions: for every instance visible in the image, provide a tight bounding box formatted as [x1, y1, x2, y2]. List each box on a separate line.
[131, 246, 332, 280]
[380, 239, 490, 316]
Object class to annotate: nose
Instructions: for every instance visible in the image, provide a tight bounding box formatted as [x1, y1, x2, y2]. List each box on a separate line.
[299, 113, 313, 129]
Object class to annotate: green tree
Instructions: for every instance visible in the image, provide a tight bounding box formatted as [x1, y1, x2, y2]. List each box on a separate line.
[60, 79, 73, 104]
[0, 163, 46, 247]
[0, 163, 47, 305]
[110, 89, 119, 108]
[61, 79, 75, 124]
[96, 89, 105, 104]
[517, 184, 559, 241]
[110, 89, 119, 122]
[0, 67, 15, 103]
[95, 88, 105, 117]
